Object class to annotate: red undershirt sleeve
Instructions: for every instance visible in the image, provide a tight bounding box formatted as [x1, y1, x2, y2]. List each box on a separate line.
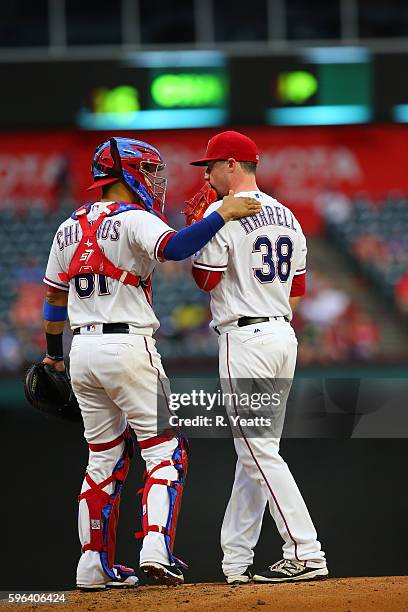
[290, 271, 306, 297]
[191, 266, 223, 292]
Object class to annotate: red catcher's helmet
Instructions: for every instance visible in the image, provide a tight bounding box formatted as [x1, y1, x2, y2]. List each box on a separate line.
[88, 137, 167, 212]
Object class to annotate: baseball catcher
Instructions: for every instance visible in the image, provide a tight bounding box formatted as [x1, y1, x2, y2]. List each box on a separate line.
[36, 136, 261, 590]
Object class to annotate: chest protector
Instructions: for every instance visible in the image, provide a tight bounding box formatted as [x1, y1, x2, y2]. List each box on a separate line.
[59, 202, 147, 287]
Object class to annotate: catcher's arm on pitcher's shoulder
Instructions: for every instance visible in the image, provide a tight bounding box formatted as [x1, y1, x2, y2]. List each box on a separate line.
[182, 184, 261, 225]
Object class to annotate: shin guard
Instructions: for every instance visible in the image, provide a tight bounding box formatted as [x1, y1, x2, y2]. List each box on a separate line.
[136, 433, 189, 568]
[79, 427, 134, 580]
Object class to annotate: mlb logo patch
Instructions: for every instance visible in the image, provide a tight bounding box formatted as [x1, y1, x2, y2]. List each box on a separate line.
[91, 519, 101, 530]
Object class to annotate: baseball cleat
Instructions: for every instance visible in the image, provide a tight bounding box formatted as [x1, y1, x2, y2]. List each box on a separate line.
[253, 559, 329, 583]
[140, 561, 184, 586]
[77, 564, 139, 591]
[77, 584, 107, 591]
[226, 568, 252, 584]
[106, 564, 139, 588]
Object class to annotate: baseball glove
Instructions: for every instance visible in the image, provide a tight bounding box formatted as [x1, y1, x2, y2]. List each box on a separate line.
[182, 183, 218, 226]
[24, 362, 81, 422]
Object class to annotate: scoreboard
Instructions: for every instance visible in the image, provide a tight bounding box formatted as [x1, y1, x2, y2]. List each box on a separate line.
[266, 48, 372, 125]
[0, 49, 407, 130]
[77, 48, 376, 129]
[229, 48, 373, 126]
[78, 51, 229, 130]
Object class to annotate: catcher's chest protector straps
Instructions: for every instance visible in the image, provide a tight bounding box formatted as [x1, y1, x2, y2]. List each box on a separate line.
[135, 434, 189, 569]
[58, 203, 141, 287]
[79, 427, 134, 581]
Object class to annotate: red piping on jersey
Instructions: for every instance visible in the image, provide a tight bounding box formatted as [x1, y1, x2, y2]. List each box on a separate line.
[156, 230, 176, 261]
[225, 332, 300, 561]
[58, 203, 141, 287]
[44, 276, 69, 291]
[193, 261, 227, 270]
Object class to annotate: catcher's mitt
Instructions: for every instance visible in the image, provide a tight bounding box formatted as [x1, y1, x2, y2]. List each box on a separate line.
[24, 362, 81, 422]
[182, 183, 218, 226]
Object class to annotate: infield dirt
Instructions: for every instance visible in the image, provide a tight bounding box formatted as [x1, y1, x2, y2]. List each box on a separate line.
[1, 576, 407, 611]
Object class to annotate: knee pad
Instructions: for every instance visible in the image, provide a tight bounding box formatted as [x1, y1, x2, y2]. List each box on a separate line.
[79, 426, 134, 580]
[136, 433, 189, 567]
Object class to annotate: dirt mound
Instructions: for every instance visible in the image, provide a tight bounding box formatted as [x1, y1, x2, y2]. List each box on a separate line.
[1, 576, 407, 611]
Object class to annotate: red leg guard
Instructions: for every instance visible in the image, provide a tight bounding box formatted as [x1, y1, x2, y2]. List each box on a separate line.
[79, 426, 134, 578]
[135, 434, 188, 567]
[169, 436, 188, 554]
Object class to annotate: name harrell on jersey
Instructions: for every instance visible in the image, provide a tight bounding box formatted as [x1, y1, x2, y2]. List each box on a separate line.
[44, 202, 175, 330]
[192, 191, 307, 329]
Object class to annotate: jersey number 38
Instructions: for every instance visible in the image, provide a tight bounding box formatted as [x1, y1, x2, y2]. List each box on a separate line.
[252, 236, 293, 284]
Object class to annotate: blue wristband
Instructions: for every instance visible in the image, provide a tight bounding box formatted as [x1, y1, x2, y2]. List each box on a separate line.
[163, 211, 225, 261]
[43, 302, 68, 322]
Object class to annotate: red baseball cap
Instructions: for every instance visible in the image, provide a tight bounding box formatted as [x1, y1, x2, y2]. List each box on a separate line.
[190, 131, 259, 166]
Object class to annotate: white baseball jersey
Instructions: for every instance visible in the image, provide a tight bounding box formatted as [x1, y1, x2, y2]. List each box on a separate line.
[192, 191, 307, 329]
[44, 201, 174, 330]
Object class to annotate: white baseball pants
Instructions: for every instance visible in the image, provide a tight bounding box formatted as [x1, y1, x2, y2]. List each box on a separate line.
[69, 332, 178, 586]
[218, 320, 326, 577]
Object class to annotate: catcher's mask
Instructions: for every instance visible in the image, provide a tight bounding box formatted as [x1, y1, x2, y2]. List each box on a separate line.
[88, 137, 167, 213]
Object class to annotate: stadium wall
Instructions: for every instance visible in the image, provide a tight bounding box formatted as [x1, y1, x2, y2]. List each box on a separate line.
[1, 387, 407, 589]
[1, 125, 408, 233]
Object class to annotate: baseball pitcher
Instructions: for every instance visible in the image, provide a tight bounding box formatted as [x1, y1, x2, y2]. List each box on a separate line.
[187, 131, 328, 584]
